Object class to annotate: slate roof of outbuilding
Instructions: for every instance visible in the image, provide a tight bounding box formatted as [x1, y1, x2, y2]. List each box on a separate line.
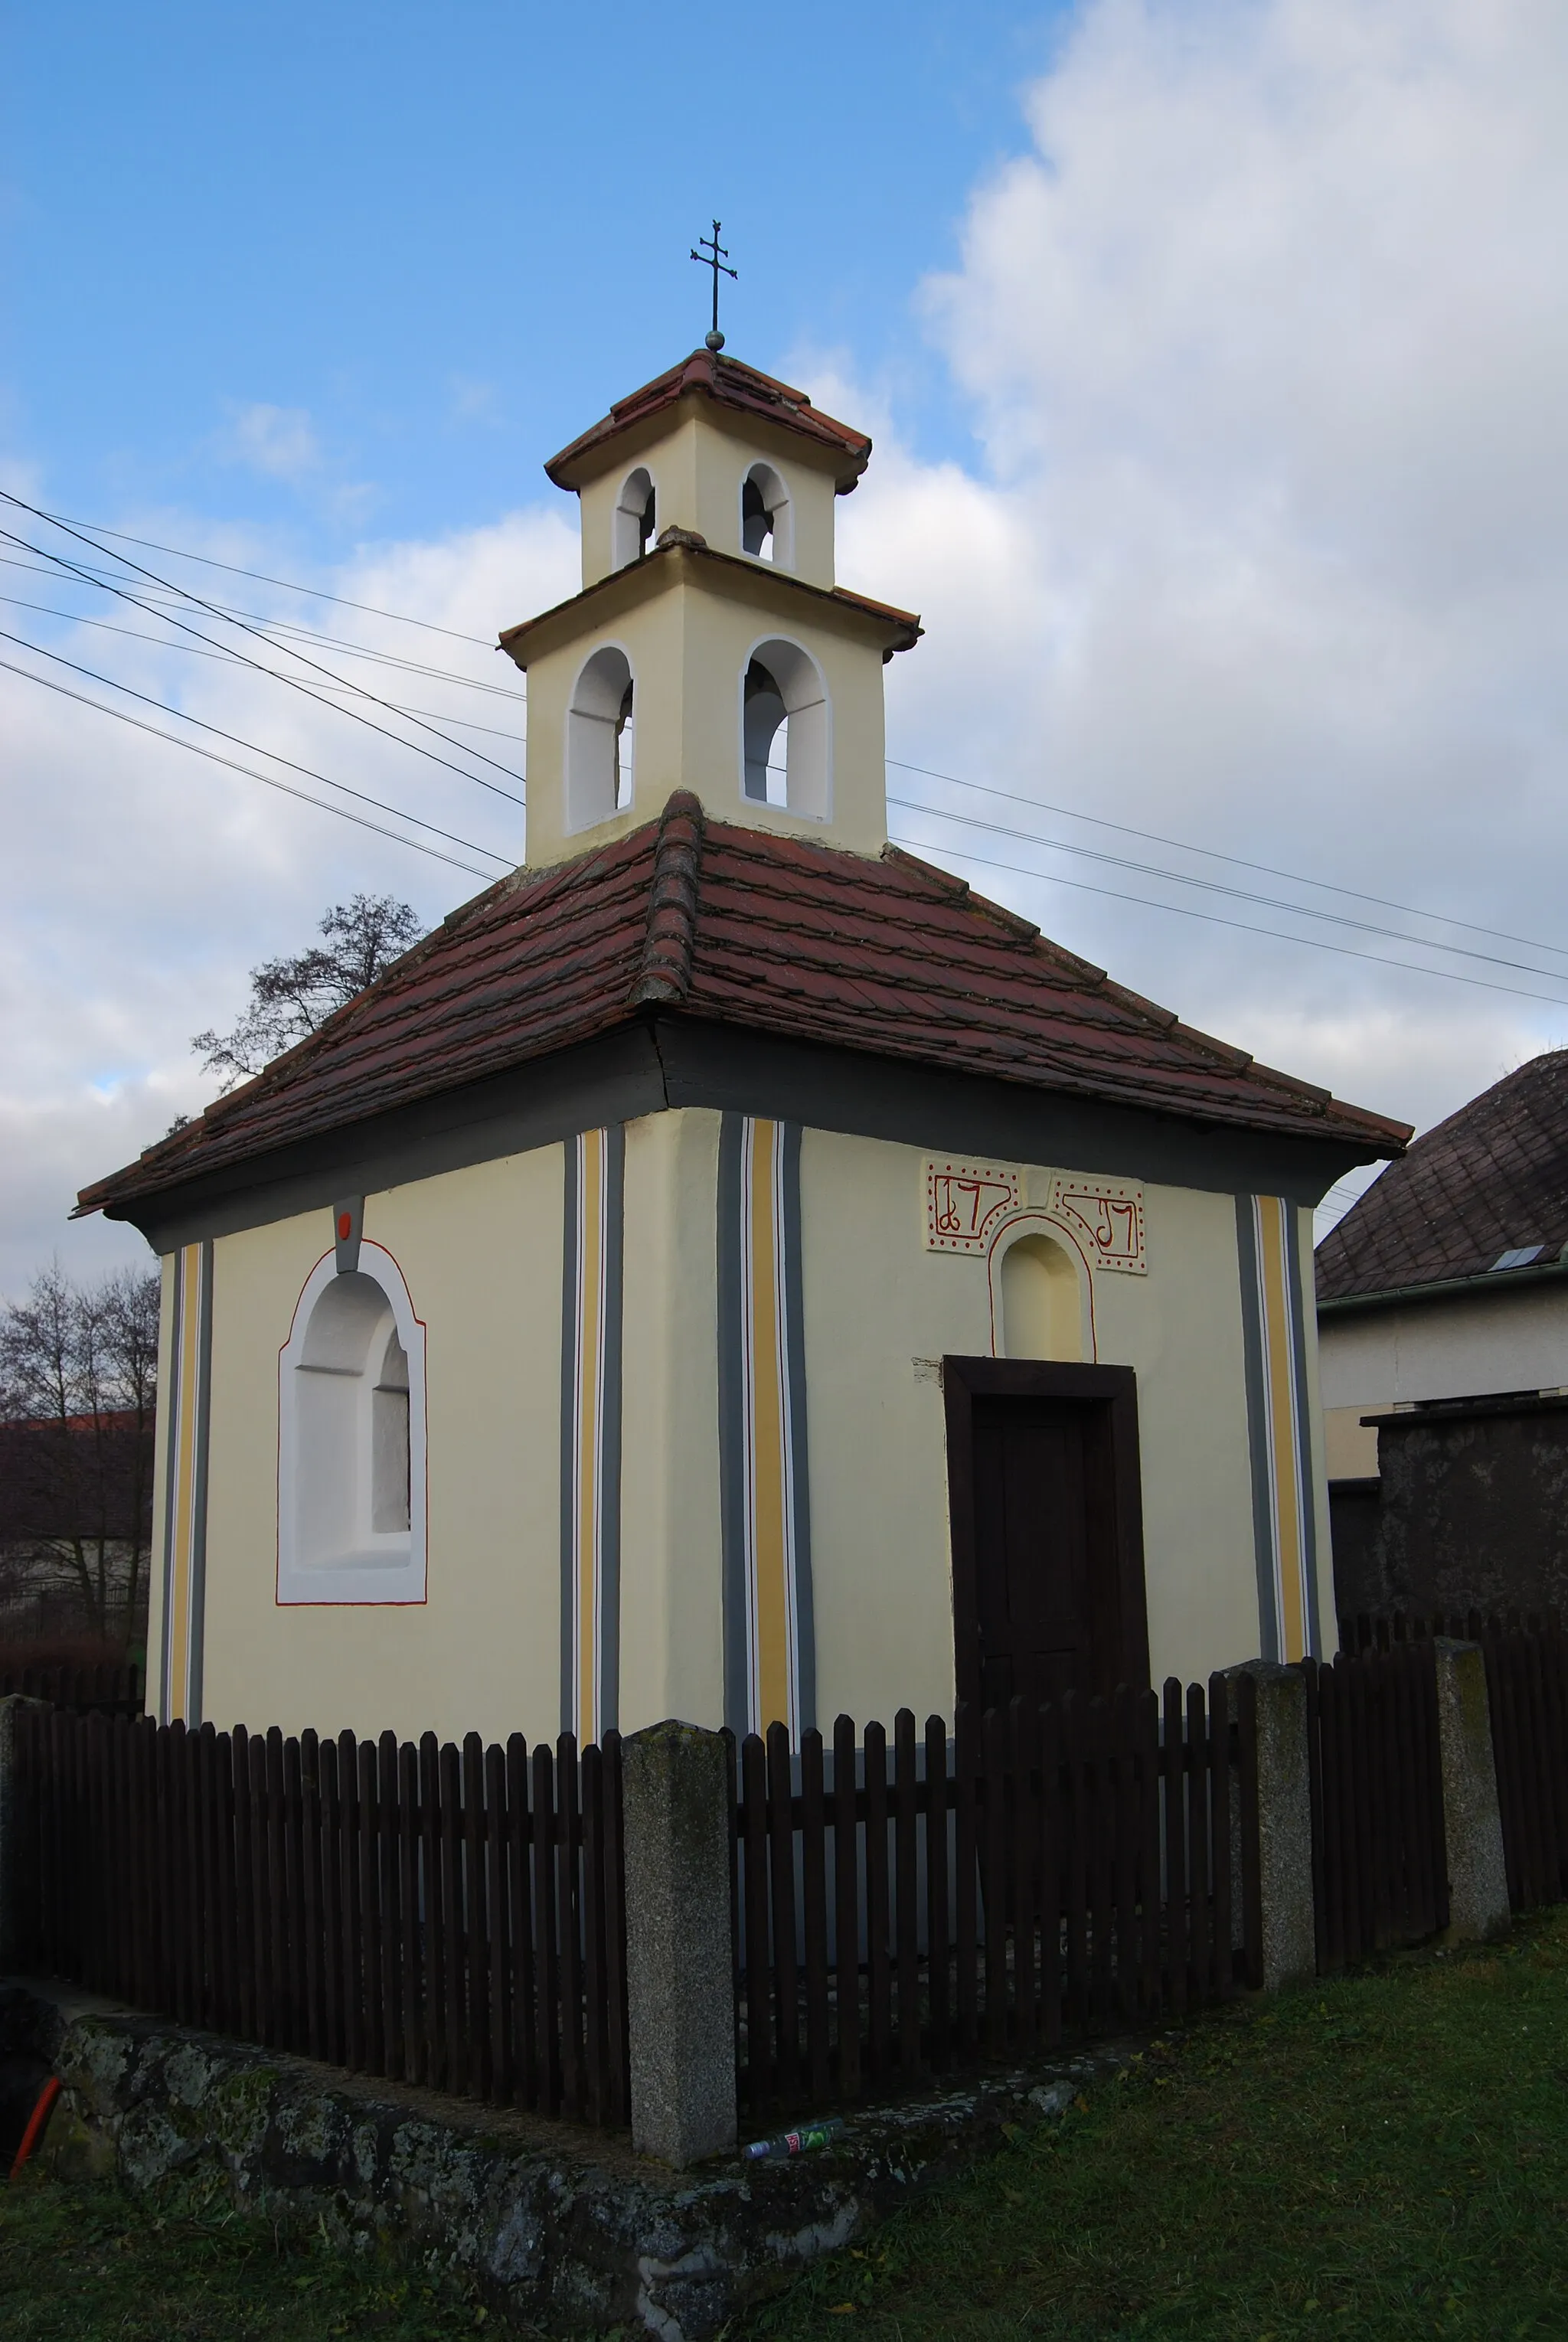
[77, 794, 1407, 1219]
[1315, 1050, 1568, 1304]
[544, 350, 872, 491]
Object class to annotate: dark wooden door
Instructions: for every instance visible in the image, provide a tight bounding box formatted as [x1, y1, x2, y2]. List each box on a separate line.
[946, 1360, 1150, 1709]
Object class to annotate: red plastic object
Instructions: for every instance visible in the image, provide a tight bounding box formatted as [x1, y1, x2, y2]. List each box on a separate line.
[8, 2076, 61, 2180]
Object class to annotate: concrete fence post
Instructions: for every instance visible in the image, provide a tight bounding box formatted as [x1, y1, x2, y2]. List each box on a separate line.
[620, 1719, 737, 2168]
[0, 1695, 47, 1973]
[1223, 1661, 1315, 1993]
[1432, 1638, 1510, 1942]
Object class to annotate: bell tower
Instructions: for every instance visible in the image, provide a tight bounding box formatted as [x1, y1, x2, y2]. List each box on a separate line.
[499, 349, 921, 870]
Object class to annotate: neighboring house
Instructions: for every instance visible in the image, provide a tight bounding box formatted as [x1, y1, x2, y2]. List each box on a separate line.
[1316, 1050, 1568, 1623]
[77, 347, 1405, 1746]
[0, 1408, 154, 1639]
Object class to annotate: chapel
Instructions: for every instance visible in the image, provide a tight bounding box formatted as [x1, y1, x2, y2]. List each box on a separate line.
[79, 345, 1410, 1746]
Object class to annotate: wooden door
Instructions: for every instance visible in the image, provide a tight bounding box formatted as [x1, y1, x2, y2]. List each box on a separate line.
[946, 1360, 1150, 1709]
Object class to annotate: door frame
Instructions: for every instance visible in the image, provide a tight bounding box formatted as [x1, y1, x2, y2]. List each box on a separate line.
[942, 1356, 1152, 1710]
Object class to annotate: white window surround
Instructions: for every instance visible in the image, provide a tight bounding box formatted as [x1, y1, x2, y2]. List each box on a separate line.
[566, 642, 635, 831]
[739, 635, 831, 821]
[278, 1243, 427, 1605]
[739, 460, 792, 569]
[611, 467, 657, 570]
[985, 1211, 1098, 1364]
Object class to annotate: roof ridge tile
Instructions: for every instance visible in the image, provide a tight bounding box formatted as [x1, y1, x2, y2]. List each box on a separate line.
[629, 792, 704, 1006]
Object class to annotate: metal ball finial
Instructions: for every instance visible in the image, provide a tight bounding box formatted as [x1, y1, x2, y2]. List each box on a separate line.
[705, 328, 725, 352]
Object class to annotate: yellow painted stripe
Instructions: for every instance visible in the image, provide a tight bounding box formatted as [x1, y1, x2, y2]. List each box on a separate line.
[1257, 1197, 1308, 1663]
[747, 1120, 792, 1736]
[577, 1129, 603, 1743]
[166, 1243, 202, 1720]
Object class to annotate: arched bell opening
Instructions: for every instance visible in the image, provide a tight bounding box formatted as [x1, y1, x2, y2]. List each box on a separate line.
[740, 637, 829, 819]
[611, 468, 656, 570]
[566, 644, 635, 829]
[740, 461, 792, 568]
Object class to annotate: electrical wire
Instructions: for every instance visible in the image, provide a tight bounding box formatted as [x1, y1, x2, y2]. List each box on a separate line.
[887, 793, 1567, 984]
[887, 756, 1568, 966]
[0, 494, 529, 802]
[9, 505, 495, 646]
[886, 830, 1568, 1011]
[0, 636, 511, 874]
[0, 655, 500, 880]
[0, 593, 529, 743]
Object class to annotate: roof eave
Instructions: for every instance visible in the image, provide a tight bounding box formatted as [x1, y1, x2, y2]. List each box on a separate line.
[1318, 1258, 1568, 1316]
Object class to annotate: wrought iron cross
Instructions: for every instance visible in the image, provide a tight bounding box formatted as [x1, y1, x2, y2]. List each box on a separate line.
[690, 220, 737, 351]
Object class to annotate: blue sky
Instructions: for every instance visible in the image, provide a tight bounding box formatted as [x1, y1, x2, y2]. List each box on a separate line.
[5, 0, 1070, 554]
[5, 0, 1568, 1295]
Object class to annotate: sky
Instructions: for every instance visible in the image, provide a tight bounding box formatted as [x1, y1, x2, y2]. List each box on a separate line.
[4, 0, 1568, 1298]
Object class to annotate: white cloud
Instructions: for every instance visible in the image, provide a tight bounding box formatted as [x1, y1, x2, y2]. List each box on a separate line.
[219, 402, 324, 482]
[827, 0, 1568, 1155]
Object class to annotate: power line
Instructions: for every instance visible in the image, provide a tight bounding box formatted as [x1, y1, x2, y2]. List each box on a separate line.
[888, 757, 1568, 967]
[0, 554, 531, 702]
[0, 497, 529, 804]
[0, 655, 499, 880]
[0, 631, 511, 868]
[0, 593, 529, 744]
[887, 794, 1568, 984]
[12, 507, 496, 646]
[887, 830, 1568, 1011]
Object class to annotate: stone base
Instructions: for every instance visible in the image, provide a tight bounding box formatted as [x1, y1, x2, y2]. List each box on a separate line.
[2, 1979, 1133, 2340]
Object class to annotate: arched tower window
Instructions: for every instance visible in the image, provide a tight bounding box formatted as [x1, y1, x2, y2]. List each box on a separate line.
[567, 645, 635, 829]
[611, 468, 656, 570]
[740, 638, 829, 819]
[740, 462, 792, 567]
[999, 1233, 1085, 1362]
[278, 1245, 426, 1604]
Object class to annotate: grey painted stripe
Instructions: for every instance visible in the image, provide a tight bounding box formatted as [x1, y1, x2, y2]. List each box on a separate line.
[185, 1240, 215, 1726]
[558, 1136, 579, 1735]
[779, 1121, 815, 1736]
[1233, 1194, 1282, 1665]
[717, 1112, 748, 1737]
[157, 1253, 185, 1724]
[597, 1125, 626, 1736]
[1282, 1205, 1322, 1660]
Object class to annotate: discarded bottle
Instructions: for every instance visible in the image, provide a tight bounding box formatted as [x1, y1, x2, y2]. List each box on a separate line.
[743, 2117, 845, 2161]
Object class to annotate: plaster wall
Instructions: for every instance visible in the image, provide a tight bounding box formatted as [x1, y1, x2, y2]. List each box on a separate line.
[193, 1148, 564, 1747]
[1318, 1283, 1568, 1481]
[796, 1132, 1270, 1715]
[521, 571, 888, 868]
[576, 410, 839, 590]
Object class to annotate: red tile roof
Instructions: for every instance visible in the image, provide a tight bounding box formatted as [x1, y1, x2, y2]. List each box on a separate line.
[79, 795, 1407, 1218]
[544, 351, 872, 493]
[1316, 1050, 1568, 1302]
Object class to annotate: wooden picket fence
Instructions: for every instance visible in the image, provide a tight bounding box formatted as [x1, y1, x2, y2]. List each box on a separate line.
[732, 1676, 1261, 2119]
[0, 1662, 142, 1718]
[1342, 1611, 1568, 1916]
[15, 1707, 629, 2125]
[1302, 1641, 1448, 1972]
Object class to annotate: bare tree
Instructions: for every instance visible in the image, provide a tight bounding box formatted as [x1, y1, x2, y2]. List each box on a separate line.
[0, 1262, 160, 1646]
[192, 892, 421, 1089]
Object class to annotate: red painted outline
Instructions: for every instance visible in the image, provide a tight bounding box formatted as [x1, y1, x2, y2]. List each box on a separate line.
[275, 1240, 430, 1611]
[984, 1208, 1099, 1362]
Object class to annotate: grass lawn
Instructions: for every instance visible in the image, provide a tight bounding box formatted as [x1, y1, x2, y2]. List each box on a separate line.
[3, 1913, 1566, 2339]
[745, 1906, 1568, 2341]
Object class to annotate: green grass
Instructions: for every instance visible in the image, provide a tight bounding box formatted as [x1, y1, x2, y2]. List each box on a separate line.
[744, 1907, 1568, 2340]
[5, 1916, 1568, 2339]
[0, 2175, 492, 2340]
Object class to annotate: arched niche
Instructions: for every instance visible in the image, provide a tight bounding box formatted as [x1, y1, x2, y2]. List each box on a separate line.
[740, 637, 830, 819]
[740, 460, 792, 568]
[278, 1243, 426, 1605]
[611, 467, 656, 570]
[566, 644, 635, 830]
[985, 1213, 1096, 1363]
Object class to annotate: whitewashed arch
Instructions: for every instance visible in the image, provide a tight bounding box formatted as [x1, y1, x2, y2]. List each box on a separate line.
[611, 466, 657, 570]
[740, 459, 792, 568]
[566, 642, 635, 830]
[985, 1210, 1097, 1363]
[277, 1243, 427, 1605]
[739, 635, 831, 819]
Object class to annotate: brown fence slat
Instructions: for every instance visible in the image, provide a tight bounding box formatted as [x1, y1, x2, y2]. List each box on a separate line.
[831, 1713, 861, 2104]
[924, 1714, 951, 2073]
